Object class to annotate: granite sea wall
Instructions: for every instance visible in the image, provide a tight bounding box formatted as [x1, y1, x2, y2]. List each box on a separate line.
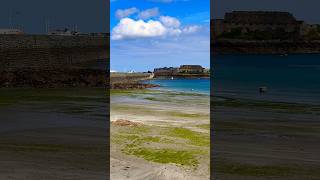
[0, 35, 108, 87]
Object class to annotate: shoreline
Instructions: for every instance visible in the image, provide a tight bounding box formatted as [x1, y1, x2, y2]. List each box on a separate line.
[110, 86, 210, 179]
[211, 40, 320, 54]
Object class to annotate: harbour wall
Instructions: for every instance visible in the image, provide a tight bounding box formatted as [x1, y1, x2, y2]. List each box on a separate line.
[0, 35, 109, 87]
[0, 35, 108, 71]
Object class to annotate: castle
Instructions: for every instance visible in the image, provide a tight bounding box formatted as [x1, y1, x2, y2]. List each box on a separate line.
[153, 65, 206, 77]
[212, 11, 319, 41]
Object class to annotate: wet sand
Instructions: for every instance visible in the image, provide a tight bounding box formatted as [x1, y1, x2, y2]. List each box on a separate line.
[212, 96, 320, 179]
[0, 88, 108, 180]
[110, 90, 210, 180]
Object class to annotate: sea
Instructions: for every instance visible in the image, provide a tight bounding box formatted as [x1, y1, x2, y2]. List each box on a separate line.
[146, 78, 210, 95]
[212, 54, 320, 105]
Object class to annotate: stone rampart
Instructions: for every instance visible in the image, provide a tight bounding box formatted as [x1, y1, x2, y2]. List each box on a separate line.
[0, 35, 108, 71]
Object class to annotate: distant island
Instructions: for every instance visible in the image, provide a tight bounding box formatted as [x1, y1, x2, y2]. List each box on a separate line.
[212, 11, 320, 54]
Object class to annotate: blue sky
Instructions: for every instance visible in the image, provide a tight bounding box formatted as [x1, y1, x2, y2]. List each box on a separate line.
[110, 0, 210, 72]
[0, 0, 107, 34]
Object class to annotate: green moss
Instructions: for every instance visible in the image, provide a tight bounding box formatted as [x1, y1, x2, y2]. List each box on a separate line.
[165, 128, 209, 147]
[112, 104, 209, 119]
[112, 133, 173, 146]
[114, 135, 199, 166]
[126, 147, 198, 166]
[123, 125, 151, 134]
[169, 112, 209, 119]
[197, 124, 210, 130]
[111, 123, 209, 168]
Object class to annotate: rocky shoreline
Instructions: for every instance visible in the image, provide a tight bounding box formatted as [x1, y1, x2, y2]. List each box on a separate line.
[0, 68, 107, 88]
[110, 72, 158, 90]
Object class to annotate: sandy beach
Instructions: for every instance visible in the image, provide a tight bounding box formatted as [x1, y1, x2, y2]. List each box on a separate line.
[0, 88, 108, 179]
[110, 89, 210, 180]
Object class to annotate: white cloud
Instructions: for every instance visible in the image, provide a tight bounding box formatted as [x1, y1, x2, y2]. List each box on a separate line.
[138, 8, 160, 20]
[159, 16, 181, 28]
[115, 7, 139, 19]
[112, 18, 167, 40]
[182, 25, 201, 34]
[111, 26, 210, 72]
[112, 16, 201, 40]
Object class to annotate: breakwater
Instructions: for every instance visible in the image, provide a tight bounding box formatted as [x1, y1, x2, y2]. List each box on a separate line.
[212, 40, 320, 54]
[110, 73, 157, 89]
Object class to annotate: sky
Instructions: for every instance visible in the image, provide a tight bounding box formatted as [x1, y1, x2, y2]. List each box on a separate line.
[212, 0, 320, 24]
[110, 0, 210, 72]
[0, 0, 108, 34]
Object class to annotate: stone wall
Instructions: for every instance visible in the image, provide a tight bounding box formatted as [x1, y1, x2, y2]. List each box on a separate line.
[0, 34, 109, 87]
[0, 35, 108, 71]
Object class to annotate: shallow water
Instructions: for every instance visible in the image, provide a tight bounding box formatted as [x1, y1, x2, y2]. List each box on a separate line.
[145, 78, 210, 95]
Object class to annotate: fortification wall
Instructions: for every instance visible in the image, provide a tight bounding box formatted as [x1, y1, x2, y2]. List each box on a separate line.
[0, 35, 108, 71]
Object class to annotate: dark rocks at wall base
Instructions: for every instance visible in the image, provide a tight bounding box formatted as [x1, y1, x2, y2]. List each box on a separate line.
[211, 40, 320, 54]
[0, 68, 107, 88]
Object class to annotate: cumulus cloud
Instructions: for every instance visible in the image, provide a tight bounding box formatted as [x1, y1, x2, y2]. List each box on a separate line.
[182, 25, 201, 34]
[159, 16, 181, 28]
[115, 7, 139, 19]
[138, 8, 160, 20]
[112, 16, 201, 40]
[112, 18, 167, 40]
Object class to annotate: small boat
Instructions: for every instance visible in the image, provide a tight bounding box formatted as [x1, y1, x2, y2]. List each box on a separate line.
[259, 86, 268, 93]
[171, 77, 174, 80]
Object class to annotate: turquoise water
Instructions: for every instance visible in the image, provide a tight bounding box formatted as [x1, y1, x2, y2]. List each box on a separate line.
[146, 78, 210, 95]
[212, 54, 320, 104]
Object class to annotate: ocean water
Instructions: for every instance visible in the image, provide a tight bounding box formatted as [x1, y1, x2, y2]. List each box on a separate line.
[146, 78, 210, 95]
[212, 54, 320, 104]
